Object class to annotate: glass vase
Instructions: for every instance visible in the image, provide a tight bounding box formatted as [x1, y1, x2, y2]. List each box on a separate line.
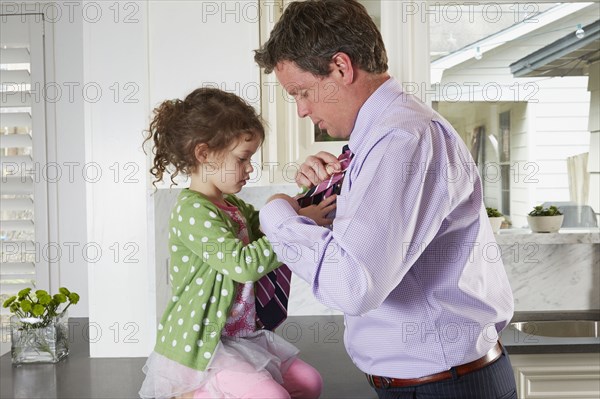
[10, 311, 69, 364]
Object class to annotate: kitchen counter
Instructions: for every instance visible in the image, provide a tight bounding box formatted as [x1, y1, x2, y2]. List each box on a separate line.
[0, 316, 375, 399]
[495, 227, 600, 244]
[497, 228, 599, 312]
[2, 314, 598, 398]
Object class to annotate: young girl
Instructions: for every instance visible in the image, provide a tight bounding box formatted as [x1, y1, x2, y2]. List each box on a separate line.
[139, 88, 330, 399]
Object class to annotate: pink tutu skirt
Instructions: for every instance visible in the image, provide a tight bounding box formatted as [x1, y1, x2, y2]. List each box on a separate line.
[139, 329, 299, 399]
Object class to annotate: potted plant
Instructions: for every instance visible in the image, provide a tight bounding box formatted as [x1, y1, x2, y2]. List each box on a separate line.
[486, 207, 504, 233]
[527, 205, 564, 233]
[3, 287, 79, 364]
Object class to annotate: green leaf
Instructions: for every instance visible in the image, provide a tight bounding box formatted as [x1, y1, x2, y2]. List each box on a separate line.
[35, 289, 48, 298]
[38, 294, 52, 305]
[59, 287, 71, 296]
[486, 207, 503, 217]
[20, 299, 32, 313]
[2, 296, 17, 308]
[53, 293, 67, 304]
[69, 293, 80, 305]
[528, 204, 563, 217]
[17, 288, 31, 300]
[9, 302, 20, 313]
[32, 304, 45, 316]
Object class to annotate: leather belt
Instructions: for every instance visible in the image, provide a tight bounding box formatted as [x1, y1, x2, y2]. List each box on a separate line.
[366, 341, 503, 389]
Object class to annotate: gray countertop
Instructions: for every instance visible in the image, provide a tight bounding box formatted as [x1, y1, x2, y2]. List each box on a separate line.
[2, 314, 598, 398]
[2, 312, 598, 399]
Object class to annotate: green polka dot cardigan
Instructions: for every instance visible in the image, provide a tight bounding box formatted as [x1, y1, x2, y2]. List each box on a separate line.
[154, 189, 282, 371]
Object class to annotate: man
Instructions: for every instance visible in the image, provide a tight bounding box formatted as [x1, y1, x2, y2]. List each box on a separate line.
[254, 1, 517, 398]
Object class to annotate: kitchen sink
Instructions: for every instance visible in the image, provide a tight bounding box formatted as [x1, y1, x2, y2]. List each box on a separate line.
[510, 320, 599, 338]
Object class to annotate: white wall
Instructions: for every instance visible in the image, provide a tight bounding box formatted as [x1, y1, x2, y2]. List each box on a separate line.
[50, 3, 88, 318]
[148, 0, 261, 108]
[83, 1, 153, 357]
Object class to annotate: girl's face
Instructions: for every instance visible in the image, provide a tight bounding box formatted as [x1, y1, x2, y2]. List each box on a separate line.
[203, 134, 261, 196]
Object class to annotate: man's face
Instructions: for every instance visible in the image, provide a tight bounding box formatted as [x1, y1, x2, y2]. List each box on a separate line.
[274, 61, 355, 139]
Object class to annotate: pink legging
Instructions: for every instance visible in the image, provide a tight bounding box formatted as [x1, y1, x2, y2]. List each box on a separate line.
[192, 358, 322, 399]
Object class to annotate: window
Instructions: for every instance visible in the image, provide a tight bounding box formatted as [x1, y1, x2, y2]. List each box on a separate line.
[0, 13, 50, 325]
[429, 2, 597, 227]
[499, 111, 511, 217]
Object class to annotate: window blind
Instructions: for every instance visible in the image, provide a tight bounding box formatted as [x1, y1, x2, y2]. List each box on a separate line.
[0, 13, 49, 321]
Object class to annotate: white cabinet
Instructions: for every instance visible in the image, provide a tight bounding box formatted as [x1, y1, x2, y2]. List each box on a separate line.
[510, 353, 600, 398]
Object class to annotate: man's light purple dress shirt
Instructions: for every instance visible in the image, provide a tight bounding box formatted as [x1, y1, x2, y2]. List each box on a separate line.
[259, 78, 514, 379]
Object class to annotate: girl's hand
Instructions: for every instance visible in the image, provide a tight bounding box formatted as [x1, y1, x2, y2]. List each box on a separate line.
[298, 195, 337, 226]
[266, 193, 301, 212]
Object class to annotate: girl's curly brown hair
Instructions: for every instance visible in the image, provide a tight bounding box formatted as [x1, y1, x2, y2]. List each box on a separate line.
[144, 88, 265, 187]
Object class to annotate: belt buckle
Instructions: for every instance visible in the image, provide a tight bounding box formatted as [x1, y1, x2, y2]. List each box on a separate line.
[380, 377, 392, 389]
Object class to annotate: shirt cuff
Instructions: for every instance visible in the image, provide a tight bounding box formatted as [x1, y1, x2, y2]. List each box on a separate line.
[258, 198, 298, 239]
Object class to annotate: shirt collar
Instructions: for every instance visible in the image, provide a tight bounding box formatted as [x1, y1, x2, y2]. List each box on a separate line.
[348, 77, 403, 155]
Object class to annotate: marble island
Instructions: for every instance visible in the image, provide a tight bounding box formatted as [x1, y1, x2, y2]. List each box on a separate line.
[496, 227, 599, 312]
[495, 227, 600, 245]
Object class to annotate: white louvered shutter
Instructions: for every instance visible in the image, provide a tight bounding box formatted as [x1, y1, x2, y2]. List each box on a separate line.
[0, 13, 50, 322]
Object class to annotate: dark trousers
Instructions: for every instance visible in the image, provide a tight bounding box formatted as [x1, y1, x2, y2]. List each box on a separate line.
[373, 347, 517, 399]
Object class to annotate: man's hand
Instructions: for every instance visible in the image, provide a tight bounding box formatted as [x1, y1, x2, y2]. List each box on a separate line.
[298, 195, 337, 226]
[266, 193, 301, 212]
[296, 151, 342, 188]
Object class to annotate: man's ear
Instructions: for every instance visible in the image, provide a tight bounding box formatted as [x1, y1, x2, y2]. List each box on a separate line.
[331, 52, 354, 84]
[194, 143, 209, 164]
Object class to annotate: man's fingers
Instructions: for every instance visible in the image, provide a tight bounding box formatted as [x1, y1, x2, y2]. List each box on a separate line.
[306, 156, 334, 182]
[315, 151, 341, 166]
[315, 151, 342, 175]
[296, 166, 320, 187]
[295, 152, 341, 188]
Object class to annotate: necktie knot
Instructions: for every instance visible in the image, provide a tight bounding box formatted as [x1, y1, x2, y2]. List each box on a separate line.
[338, 144, 354, 170]
[296, 145, 354, 207]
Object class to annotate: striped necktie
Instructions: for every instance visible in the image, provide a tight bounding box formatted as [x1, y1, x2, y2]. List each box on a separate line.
[255, 265, 292, 331]
[255, 145, 353, 331]
[296, 144, 354, 207]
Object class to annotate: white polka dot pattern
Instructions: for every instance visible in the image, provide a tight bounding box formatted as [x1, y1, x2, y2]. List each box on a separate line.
[158, 190, 281, 370]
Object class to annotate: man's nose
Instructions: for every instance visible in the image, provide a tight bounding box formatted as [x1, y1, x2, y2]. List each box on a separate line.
[296, 102, 309, 118]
